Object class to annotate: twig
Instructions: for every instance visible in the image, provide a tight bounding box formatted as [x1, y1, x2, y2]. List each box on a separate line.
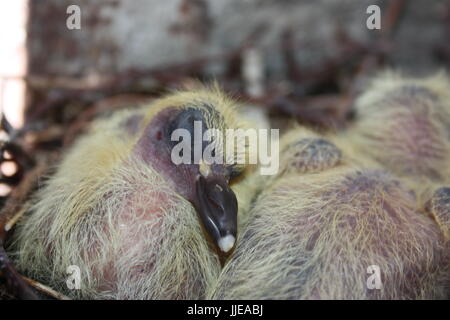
[0, 159, 47, 237]
[0, 245, 39, 299]
[4, 205, 28, 232]
[21, 276, 71, 300]
[382, 0, 407, 40]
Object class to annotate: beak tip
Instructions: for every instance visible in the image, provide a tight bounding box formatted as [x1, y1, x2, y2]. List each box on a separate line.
[218, 234, 236, 253]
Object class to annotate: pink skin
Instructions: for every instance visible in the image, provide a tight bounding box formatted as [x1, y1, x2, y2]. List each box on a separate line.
[132, 107, 238, 251]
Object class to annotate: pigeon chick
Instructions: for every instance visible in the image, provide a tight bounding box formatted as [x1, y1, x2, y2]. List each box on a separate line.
[343, 72, 450, 197]
[10, 86, 252, 299]
[208, 128, 449, 299]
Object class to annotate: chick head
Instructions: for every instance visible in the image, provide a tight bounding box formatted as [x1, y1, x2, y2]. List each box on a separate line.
[132, 87, 250, 253]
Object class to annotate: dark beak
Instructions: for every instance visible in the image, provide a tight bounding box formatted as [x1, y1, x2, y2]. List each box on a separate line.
[193, 174, 238, 253]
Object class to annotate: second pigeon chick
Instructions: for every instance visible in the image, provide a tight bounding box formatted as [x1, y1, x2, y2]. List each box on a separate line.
[209, 128, 449, 299]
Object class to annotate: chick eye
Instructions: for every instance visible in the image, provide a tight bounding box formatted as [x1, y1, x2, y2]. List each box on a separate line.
[165, 108, 207, 149]
[228, 166, 243, 181]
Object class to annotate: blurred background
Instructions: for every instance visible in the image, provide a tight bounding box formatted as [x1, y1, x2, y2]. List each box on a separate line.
[1, 0, 449, 128]
[0, 0, 449, 299]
